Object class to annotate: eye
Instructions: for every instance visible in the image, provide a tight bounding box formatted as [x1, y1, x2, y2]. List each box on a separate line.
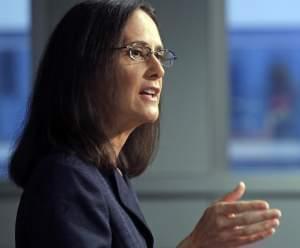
[129, 47, 145, 60]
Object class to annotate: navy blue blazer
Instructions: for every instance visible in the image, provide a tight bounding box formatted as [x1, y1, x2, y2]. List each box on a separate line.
[15, 153, 154, 247]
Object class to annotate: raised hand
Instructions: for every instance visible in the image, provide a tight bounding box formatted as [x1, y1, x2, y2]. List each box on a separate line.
[177, 182, 281, 248]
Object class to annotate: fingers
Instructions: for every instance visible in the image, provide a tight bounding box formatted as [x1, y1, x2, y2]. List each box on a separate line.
[226, 209, 281, 228]
[227, 228, 276, 247]
[231, 218, 279, 236]
[213, 200, 269, 215]
[219, 181, 246, 202]
[186, 182, 282, 248]
[214, 208, 281, 229]
[208, 216, 280, 247]
[197, 196, 281, 247]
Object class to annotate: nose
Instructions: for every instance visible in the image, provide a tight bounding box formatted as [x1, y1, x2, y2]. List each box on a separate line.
[146, 54, 165, 80]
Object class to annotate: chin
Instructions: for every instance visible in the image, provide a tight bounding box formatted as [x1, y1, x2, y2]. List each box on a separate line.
[145, 112, 159, 123]
[138, 111, 159, 125]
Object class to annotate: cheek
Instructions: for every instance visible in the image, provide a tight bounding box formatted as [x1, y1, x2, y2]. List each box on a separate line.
[116, 69, 143, 98]
[113, 74, 139, 111]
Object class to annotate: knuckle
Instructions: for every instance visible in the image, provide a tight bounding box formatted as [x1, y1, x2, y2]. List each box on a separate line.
[237, 226, 251, 236]
[209, 203, 221, 215]
[264, 221, 270, 229]
[218, 231, 229, 242]
[264, 220, 276, 229]
[232, 204, 239, 213]
[262, 210, 271, 219]
[218, 232, 227, 242]
[216, 217, 225, 229]
[214, 202, 224, 214]
[240, 215, 250, 224]
[205, 205, 214, 216]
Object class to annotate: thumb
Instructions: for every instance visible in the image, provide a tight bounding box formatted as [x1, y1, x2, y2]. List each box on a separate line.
[219, 181, 246, 202]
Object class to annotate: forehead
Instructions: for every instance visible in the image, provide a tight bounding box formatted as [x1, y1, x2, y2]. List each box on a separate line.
[121, 9, 162, 48]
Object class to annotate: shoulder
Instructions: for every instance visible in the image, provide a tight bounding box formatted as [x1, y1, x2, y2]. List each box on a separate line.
[36, 152, 97, 174]
[16, 152, 114, 247]
[25, 152, 112, 200]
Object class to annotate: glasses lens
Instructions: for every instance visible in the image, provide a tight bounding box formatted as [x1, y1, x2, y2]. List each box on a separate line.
[160, 49, 177, 68]
[127, 45, 177, 68]
[129, 46, 145, 61]
[129, 46, 152, 61]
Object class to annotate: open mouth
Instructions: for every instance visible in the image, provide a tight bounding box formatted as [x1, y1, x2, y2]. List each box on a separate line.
[140, 90, 155, 98]
[139, 87, 160, 99]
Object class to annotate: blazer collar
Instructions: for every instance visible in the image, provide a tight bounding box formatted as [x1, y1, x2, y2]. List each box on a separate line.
[112, 169, 154, 247]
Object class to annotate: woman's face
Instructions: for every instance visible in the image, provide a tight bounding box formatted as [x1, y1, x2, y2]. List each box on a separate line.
[111, 9, 165, 133]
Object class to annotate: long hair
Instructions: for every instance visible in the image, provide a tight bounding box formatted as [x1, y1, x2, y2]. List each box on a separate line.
[9, 0, 160, 188]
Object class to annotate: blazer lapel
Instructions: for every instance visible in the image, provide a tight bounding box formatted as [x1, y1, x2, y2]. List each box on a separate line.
[112, 170, 154, 246]
[113, 169, 146, 222]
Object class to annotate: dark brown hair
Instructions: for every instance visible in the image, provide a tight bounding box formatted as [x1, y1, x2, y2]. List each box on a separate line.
[9, 0, 160, 188]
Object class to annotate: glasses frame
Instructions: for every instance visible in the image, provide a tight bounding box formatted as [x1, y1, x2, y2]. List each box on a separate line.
[113, 43, 177, 68]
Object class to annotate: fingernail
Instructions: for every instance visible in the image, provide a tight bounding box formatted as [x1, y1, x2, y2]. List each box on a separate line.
[239, 181, 245, 187]
[273, 219, 280, 227]
[277, 210, 282, 217]
[263, 201, 269, 209]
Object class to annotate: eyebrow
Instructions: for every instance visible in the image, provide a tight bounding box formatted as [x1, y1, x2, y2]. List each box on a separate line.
[125, 40, 164, 50]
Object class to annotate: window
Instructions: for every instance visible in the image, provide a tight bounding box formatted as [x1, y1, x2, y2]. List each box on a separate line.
[0, 0, 31, 180]
[227, 0, 300, 171]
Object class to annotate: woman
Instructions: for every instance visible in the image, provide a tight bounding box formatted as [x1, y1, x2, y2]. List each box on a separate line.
[10, 0, 281, 247]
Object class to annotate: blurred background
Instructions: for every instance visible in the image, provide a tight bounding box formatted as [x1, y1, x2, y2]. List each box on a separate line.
[1, 0, 300, 247]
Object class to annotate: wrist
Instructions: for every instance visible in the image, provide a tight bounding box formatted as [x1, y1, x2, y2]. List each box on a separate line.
[176, 233, 195, 248]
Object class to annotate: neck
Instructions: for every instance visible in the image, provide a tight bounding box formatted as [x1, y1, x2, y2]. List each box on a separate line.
[104, 117, 142, 166]
[107, 128, 135, 165]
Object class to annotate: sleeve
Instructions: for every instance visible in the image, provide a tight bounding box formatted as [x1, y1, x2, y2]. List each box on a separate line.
[29, 157, 112, 248]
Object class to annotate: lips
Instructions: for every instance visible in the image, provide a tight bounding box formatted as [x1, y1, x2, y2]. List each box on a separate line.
[139, 86, 161, 98]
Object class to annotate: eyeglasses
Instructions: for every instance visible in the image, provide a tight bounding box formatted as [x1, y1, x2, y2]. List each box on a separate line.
[113, 43, 177, 68]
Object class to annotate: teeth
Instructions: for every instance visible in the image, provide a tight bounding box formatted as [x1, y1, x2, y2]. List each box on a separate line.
[142, 88, 156, 95]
